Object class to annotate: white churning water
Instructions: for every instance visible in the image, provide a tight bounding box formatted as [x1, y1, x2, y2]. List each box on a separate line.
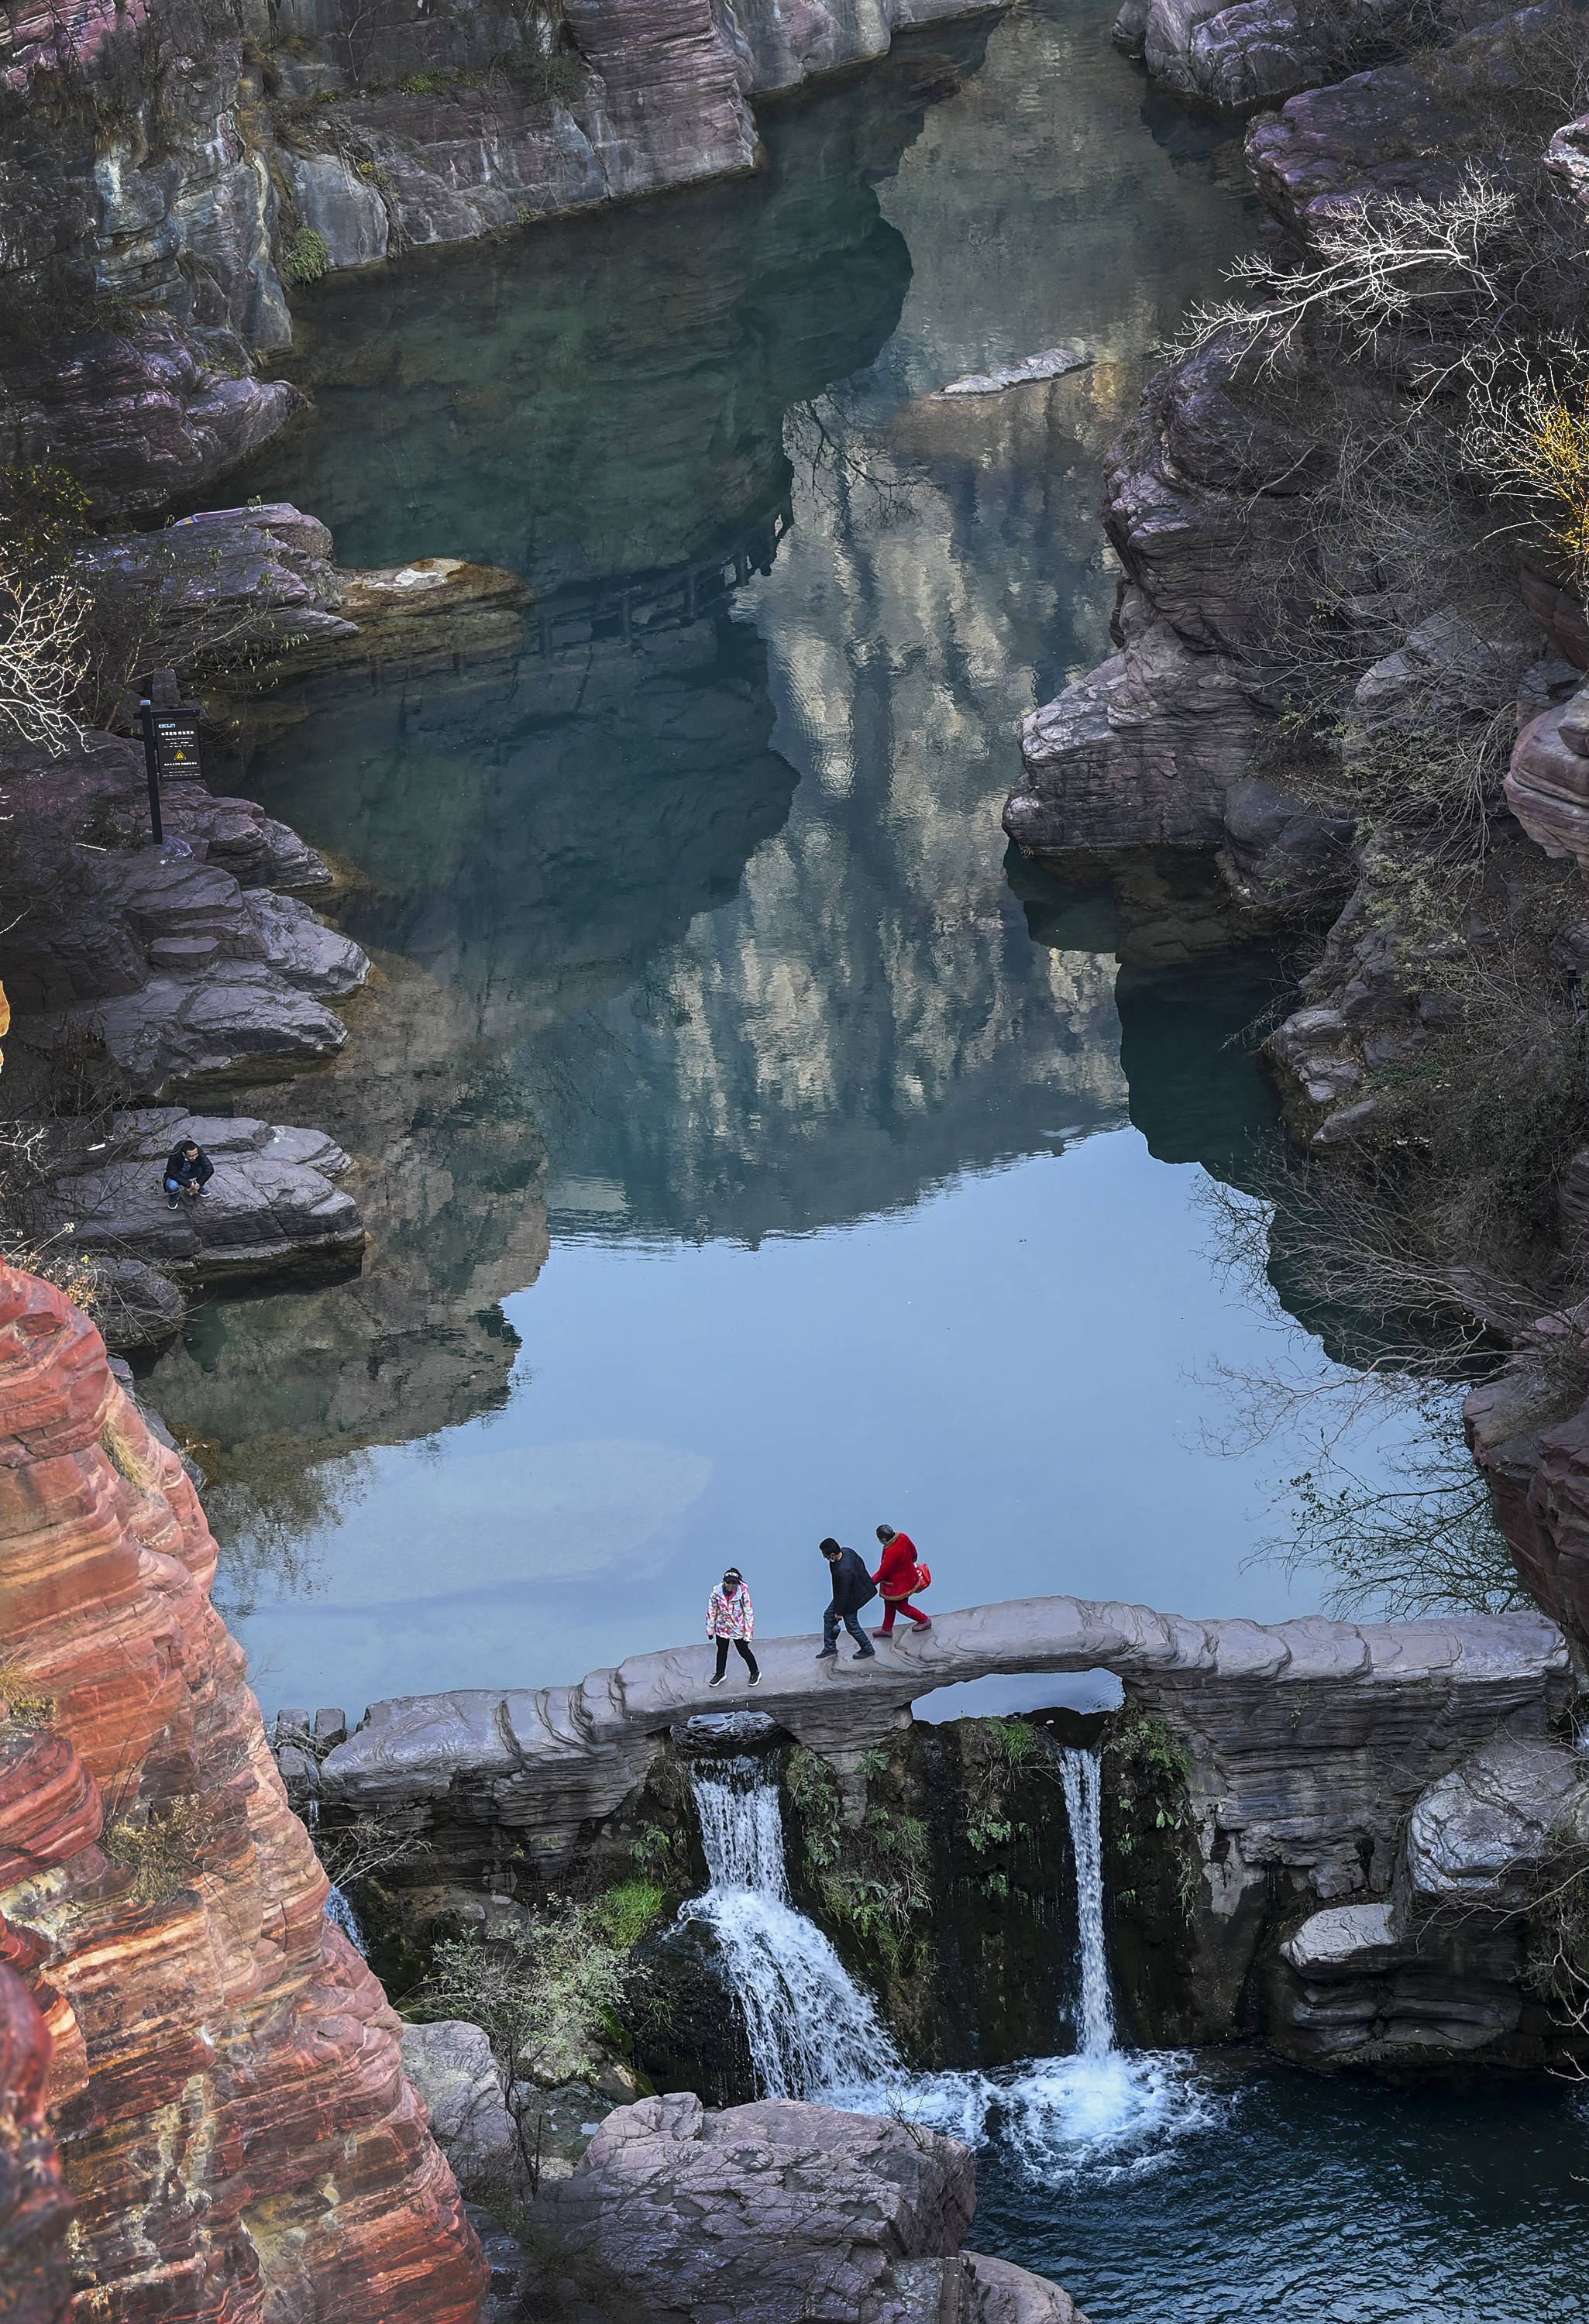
[683, 1755, 901, 2098]
[1058, 1744, 1115, 2055]
[684, 1743, 1216, 2182]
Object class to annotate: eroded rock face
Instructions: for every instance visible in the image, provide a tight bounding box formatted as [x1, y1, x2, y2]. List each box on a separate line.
[1467, 1351, 1589, 1657]
[0, 733, 366, 1096]
[0, 326, 302, 517]
[1267, 1734, 1589, 2064]
[0, 1258, 486, 2324]
[1507, 677, 1589, 879]
[1115, 0, 1429, 111]
[0, 0, 1008, 507]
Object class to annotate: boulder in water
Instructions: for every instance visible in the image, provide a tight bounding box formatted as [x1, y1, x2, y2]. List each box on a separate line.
[538, 2091, 1087, 2322]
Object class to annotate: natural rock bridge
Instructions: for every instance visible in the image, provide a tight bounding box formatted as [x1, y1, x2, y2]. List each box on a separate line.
[295, 1595, 1589, 2068]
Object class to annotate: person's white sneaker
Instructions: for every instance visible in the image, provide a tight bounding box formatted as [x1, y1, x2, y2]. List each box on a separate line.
[707, 1673, 726, 1687]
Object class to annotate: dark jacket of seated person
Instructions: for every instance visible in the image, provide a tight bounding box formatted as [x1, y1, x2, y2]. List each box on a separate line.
[164, 1141, 215, 1192]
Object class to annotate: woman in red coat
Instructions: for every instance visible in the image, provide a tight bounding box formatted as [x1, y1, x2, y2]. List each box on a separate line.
[872, 1524, 931, 1636]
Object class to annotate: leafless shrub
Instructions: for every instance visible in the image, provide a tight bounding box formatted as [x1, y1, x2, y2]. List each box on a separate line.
[1255, 1383, 1525, 1615]
[0, 563, 90, 755]
[1525, 1829, 1589, 2077]
[1181, 169, 1533, 376]
[313, 1812, 432, 1892]
[101, 1793, 216, 1908]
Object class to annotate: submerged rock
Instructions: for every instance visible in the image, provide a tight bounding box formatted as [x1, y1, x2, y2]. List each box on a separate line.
[934, 345, 1092, 397]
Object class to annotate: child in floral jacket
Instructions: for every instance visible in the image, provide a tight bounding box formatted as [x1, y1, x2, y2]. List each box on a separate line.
[707, 1569, 761, 1688]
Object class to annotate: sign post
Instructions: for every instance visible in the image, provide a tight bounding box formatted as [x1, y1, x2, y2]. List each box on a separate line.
[136, 697, 202, 851]
[137, 696, 164, 847]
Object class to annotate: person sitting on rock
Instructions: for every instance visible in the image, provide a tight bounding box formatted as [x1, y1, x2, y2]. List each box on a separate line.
[872, 1524, 931, 1638]
[815, 1538, 877, 1662]
[707, 1567, 760, 1689]
[163, 1136, 214, 1211]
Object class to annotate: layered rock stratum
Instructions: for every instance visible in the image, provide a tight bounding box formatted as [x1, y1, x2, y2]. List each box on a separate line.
[0, 1257, 486, 2323]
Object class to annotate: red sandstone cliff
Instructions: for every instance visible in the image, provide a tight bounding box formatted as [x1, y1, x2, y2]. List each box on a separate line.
[0, 1258, 486, 2324]
[0, 1914, 72, 2324]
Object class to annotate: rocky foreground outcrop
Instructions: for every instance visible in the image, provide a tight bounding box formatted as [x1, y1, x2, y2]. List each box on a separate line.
[0, 1258, 486, 2322]
[534, 2094, 1085, 2324]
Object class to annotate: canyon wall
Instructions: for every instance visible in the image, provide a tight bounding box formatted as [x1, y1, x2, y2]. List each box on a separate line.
[0, 1927, 73, 2324]
[0, 0, 1006, 508]
[0, 1257, 486, 2323]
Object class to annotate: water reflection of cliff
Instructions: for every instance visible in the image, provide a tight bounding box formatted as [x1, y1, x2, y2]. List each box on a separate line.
[243, 36, 995, 583]
[140, 960, 551, 1577]
[149, 1, 1265, 1588]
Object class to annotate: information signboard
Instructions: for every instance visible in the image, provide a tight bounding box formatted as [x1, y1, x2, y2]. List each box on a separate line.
[150, 709, 202, 775]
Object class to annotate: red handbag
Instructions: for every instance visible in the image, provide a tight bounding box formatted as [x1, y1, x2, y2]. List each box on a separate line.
[913, 1562, 931, 1593]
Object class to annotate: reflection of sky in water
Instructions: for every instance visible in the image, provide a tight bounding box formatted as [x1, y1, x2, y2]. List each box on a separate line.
[154, 0, 1402, 1720]
[227, 1134, 1402, 1714]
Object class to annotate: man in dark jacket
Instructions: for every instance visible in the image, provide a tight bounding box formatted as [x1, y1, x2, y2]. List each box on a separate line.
[815, 1537, 877, 1662]
[163, 1136, 215, 1210]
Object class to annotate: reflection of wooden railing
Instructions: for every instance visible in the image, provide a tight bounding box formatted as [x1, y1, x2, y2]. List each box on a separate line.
[530, 496, 794, 658]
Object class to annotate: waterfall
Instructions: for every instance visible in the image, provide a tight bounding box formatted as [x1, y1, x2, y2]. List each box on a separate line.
[305, 1796, 369, 1957]
[683, 1757, 900, 2099]
[679, 1744, 1212, 2187]
[1058, 1745, 1113, 2055]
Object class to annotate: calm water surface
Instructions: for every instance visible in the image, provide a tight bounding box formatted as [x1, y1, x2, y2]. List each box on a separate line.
[138, 5, 1589, 2310]
[151, 2, 1382, 1715]
[968, 2061, 1589, 2322]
